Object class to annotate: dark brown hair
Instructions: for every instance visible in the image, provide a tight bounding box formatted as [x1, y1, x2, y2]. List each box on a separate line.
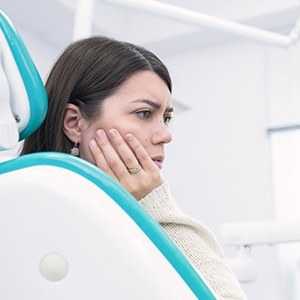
[21, 36, 172, 155]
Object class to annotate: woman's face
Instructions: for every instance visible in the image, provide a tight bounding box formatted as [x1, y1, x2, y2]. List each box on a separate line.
[79, 70, 173, 169]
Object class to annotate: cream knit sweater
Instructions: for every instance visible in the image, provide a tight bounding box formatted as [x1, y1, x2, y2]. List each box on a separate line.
[140, 181, 247, 300]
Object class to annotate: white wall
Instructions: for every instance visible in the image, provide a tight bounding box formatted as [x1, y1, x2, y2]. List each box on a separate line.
[161, 41, 282, 299]
[15, 27, 64, 81]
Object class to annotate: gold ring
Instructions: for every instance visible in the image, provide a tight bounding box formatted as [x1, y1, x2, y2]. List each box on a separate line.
[128, 165, 142, 174]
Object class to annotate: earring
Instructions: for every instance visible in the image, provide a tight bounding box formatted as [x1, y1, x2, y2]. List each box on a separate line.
[70, 141, 79, 156]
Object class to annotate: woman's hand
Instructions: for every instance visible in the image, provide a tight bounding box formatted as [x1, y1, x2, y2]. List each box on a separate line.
[88, 128, 163, 200]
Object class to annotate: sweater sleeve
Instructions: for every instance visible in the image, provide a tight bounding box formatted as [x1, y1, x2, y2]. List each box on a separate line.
[139, 181, 247, 300]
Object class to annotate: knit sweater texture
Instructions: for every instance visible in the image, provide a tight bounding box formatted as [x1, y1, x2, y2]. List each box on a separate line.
[140, 181, 247, 300]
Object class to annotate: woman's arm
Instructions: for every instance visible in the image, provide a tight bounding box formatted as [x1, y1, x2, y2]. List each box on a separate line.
[140, 181, 247, 300]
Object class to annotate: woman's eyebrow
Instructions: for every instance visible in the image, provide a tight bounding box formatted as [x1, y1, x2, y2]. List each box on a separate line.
[131, 99, 174, 112]
[131, 99, 161, 109]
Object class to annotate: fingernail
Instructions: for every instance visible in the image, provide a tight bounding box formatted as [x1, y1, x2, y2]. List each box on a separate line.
[96, 129, 104, 139]
[126, 134, 133, 142]
[108, 129, 117, 139]
[89, 139, 97, 147]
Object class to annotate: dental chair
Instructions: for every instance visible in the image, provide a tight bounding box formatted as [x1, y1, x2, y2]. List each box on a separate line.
[0, 10, 216, 299]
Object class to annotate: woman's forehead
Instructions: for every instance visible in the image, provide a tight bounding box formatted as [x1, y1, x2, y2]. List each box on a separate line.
[105, 71, 172, 105]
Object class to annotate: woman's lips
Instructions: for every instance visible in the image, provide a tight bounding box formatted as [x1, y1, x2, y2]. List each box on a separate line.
[152, 156, 164, 169]
[153, 160, 163, 169]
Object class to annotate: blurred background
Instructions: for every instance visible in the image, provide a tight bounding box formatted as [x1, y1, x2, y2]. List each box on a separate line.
[2, 1, 300, 299]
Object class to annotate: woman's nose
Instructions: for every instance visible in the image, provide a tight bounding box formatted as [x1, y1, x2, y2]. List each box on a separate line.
[152, 123, 173, 145]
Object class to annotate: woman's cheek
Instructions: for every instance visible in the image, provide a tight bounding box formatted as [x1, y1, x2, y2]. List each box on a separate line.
[79, 134, 96, 164]
[143, 138, 149, 148]
[80, 144, 94, 164]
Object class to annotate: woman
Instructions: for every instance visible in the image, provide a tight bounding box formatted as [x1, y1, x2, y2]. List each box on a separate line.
[21, 36, 246, 299]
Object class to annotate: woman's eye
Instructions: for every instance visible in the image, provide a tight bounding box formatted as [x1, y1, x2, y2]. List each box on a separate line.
[164, 116, 173, 125]
[136, 110, 151, 119]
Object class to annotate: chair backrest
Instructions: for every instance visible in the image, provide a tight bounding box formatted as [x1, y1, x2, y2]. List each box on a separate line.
[0, 153, 217, 299]
[0, 9, 47, 151]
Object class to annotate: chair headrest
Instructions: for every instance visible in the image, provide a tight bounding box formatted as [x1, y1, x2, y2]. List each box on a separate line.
[0, 10, 47, 150]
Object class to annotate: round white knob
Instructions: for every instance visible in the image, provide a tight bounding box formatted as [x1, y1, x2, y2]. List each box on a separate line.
[39, 253, 68, 281]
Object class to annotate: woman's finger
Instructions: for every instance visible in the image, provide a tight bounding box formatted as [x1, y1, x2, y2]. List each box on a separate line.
[88, 139, 118, 181]
[107, 129, 141, 172]
[125, 133, 158, 173]
[94, 129, 129, 179]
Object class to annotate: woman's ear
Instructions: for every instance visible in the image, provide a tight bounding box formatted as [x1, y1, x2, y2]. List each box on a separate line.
[63, 103, 86, 143]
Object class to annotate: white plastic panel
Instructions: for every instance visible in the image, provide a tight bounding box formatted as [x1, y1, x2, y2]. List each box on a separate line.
[0, 166, 197, 300]
[0, 30, 30, 133]
[0, 48, 18, 150]
[221, 220, 300, 246]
